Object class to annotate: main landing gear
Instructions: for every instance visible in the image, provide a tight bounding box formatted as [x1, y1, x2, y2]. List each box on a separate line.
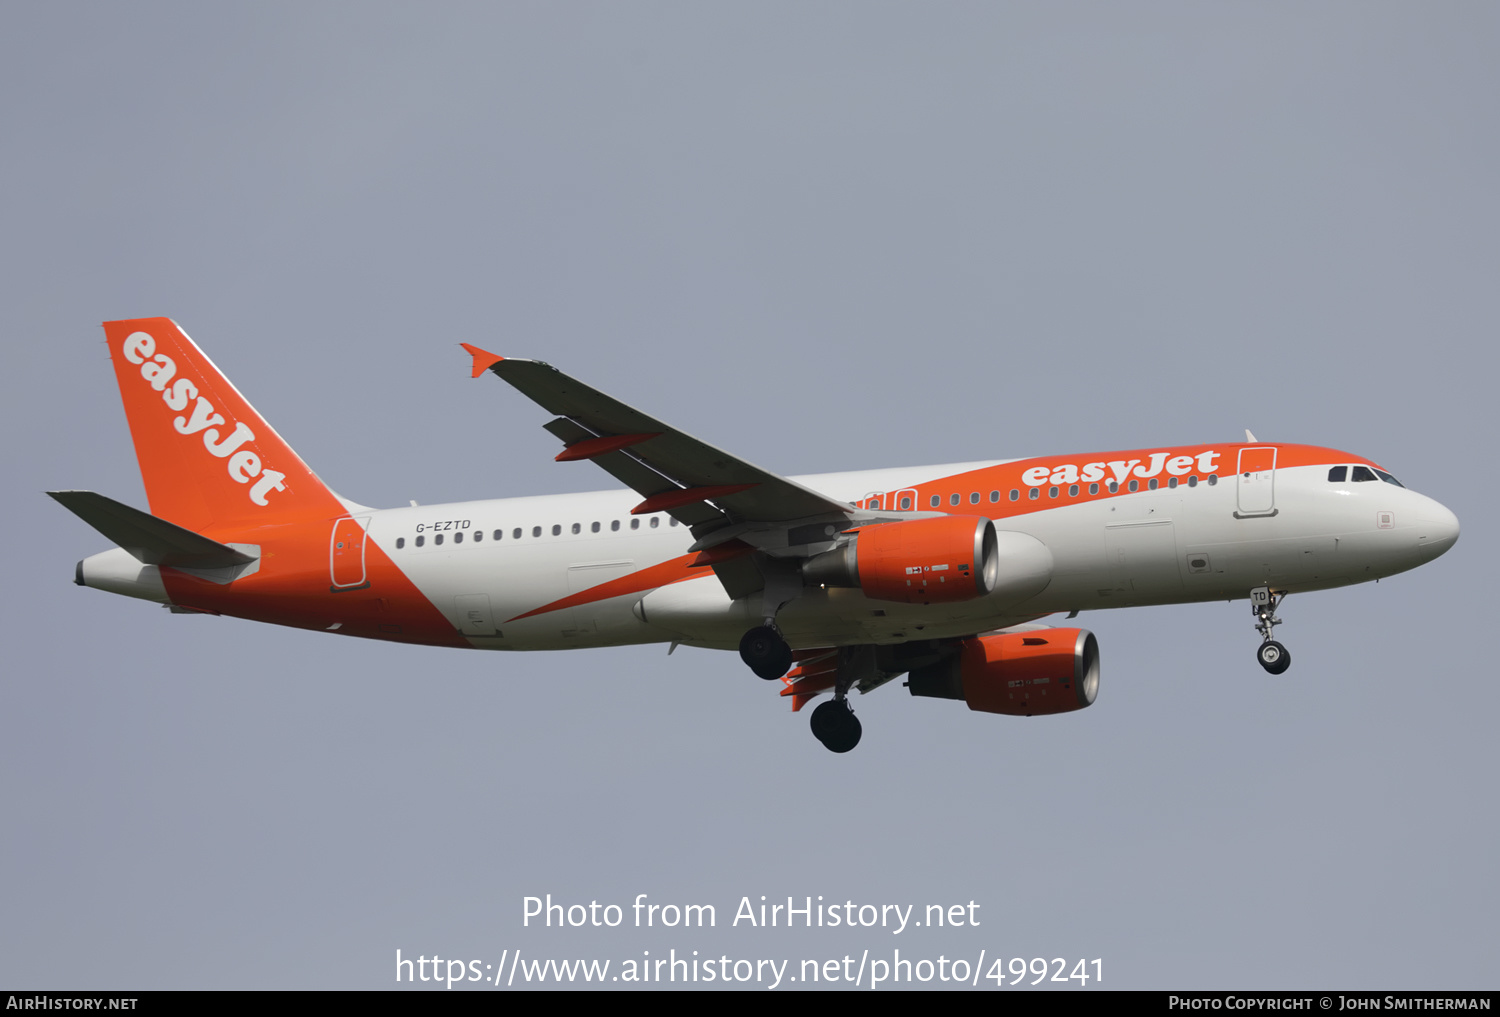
[1251, 586, 1291, 675]
[810, 698, 862, 753]
[810, 644, 873, 753]
[738, 623, 866, 753]
[739, 625, 792, 680]
[739, 563, 801, 681]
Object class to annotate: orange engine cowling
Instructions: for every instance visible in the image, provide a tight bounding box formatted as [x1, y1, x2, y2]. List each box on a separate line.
[907, 628, 1100, 716]
[802, 515, 1000, 605]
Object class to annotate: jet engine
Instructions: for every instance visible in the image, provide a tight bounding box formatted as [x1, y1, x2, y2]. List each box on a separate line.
[907, 628, 1099, 716]
[802, 515, 1000, 604]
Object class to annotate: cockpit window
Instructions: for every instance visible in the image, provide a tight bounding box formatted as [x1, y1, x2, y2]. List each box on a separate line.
[1328, 466, 1347, 482]
[1375, 469, 1405, 488]
[1352, 466, 1378, 482]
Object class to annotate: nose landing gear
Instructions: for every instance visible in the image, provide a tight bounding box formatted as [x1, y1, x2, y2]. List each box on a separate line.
[1251, 587, 1291, 674]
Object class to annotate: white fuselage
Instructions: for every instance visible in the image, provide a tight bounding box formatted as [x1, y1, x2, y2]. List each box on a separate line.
[356, 458, 1457, 652]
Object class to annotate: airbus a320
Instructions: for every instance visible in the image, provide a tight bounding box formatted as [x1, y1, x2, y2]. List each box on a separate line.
[53, 318, 1461, 752]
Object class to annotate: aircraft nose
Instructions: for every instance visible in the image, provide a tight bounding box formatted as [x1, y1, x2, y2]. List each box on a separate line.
[1416, 499, 1460, 561]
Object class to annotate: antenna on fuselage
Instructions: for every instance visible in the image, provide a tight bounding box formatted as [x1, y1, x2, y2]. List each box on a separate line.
[1245, 429, 1259, 442]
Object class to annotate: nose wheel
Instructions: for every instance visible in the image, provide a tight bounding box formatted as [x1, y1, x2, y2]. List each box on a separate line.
[1257, 639, 1291, 674]
[1251, 587, 1291, 674]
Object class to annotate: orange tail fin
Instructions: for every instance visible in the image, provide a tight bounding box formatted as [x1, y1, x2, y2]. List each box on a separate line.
[103, 318, 347, 532]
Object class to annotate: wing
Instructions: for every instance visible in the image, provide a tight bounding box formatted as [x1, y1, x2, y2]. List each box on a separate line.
[462, 344, 867, 546]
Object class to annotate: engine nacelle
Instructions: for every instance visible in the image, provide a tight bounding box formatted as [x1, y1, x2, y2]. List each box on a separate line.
[803, 515, 1000, 604]
[908, 628, 1099, 716]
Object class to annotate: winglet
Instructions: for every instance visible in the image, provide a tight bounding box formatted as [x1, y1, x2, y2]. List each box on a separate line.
[460, 343, 504, 379]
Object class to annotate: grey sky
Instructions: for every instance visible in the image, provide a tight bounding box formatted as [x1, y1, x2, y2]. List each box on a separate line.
[2, 3, 1496, 989]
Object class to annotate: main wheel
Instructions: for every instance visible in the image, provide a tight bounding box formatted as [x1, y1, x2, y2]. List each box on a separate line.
[739, 625, 792, 680]
[810, 699, 862, 753]
[809, 700, 837, 742]
[1257, 640, 1291, 675]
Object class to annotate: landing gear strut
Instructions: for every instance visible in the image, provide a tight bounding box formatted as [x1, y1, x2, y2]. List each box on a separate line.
[738, 559, 801, 680]
[739, 625, 792, 680]
[1251, 586, 1291, 674]
[808, 644, 873, 752]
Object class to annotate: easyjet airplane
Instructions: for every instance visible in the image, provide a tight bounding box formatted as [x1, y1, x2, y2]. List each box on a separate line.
[54, 318, 1461, 752]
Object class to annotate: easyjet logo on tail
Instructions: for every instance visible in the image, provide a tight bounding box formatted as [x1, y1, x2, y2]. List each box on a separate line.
[121, 331, 286, 507]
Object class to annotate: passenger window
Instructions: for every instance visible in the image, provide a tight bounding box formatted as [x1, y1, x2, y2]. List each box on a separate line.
[969, 492, 980, 504]
[1328, 466, 1348, 482]
[1167, 477, 1177, 489]
[532, 526, 541, 537]
[514, 528, 523, 539]
[930, 495, 940, 508]
[1069, 484, 1079, 497]
[1108, 482, 1119, 493]
[950, 493, 960, 506]
[435, 533, 444, 545]
[1128, 480, 1139, 492]
[630, 519, 640, 530]
[1188, 476, 1198, 488]
[591, 522, 600, 533]
[415, 535, 424, 547]
[1089, 483, 1099, 495]
[1352, 466, 1377, 482]
[900, 496, 912, 510]
[1049, 486, 1059, 498]
[454, 531, 464, 544]
[1009, 490, 1019, 502]
[552, 524, 562, 536]
[650, 517, 659, 528]
[611, 520, 620, 531]
[670, 518, 679, 527]
[396, 537, 405, 549]
[1207, 474, 1218, 485]
[989, 491, 999, 503]
[1028, 489, 1039, 500]
[571, 523, 581, 534]
[1148, 478, 1158, 490]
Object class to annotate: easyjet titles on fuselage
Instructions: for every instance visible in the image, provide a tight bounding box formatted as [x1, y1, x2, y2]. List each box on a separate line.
[1020, 450, 1223, 489]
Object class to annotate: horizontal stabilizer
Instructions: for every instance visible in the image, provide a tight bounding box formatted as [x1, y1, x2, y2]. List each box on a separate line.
[48, 490, 256, 569]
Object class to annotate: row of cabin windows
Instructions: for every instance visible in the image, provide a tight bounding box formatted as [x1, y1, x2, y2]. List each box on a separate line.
[399, 466, 1241, 550]
[922, 474, 1220, 508]
[394, 514, 678, 550]
[1328, 465, 1405, 487]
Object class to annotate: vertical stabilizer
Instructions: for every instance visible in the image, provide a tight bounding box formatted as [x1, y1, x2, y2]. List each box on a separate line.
[102, 318, 346, 532]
